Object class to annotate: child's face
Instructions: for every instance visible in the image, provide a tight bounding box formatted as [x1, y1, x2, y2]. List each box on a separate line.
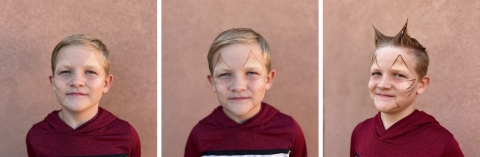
[49, 45, 113, 113]
[208, 44, 275, 122]
[368, 47, 424, 113]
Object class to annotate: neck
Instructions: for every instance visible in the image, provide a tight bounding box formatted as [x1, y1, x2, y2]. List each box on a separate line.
[58, 105, 99, 129]
[223, 104, 262, 124]
[380, 104, 415, 130]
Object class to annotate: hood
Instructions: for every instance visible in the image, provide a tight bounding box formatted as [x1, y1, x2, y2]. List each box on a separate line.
[44, 107, 118, 135]
[210, 102, 279, 131]
[374, 110, 438, 144]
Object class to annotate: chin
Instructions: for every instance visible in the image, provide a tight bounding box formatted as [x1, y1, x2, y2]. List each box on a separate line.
[60, 101, 98, 113]
[374, 102, 400, 113]
[225, 102, 260, 115]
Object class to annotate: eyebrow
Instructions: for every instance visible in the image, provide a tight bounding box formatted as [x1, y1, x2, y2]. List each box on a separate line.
[55, 65, 101, 70]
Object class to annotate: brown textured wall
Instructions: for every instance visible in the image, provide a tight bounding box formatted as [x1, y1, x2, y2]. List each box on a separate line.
[162, 0, 318, 156]
[325, 0, 480, 156]
[0, 1, 156, 156]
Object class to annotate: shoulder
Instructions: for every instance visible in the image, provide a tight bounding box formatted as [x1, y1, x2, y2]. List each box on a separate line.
[26, 120, 49, 139]
[422, 122, 464, 155]
[189, 114, 216, 137]
[271, 112, 296, 126]
[353, 116, 375, 133]
[108, 118, 139, 136]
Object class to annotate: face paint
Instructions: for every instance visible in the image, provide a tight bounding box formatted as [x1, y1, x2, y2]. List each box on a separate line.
[52, 45, 107, 113]
[210, 44, 270, 123]
[371, 54, 381, 70]
[368, 47, 421, 113]
[83, 53, 104, 87]
[390, 55, 409, 74]
[243, 51, 263, 70]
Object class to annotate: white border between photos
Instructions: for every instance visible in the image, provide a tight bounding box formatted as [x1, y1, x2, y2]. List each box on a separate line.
[157, 0, 162, 156]
[318, 0, 324, 156]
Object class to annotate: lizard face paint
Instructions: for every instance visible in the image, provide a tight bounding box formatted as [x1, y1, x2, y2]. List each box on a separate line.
[52, 45, 107, 113]
[368, 47, 419, 113]
[211, 44, 270, 122]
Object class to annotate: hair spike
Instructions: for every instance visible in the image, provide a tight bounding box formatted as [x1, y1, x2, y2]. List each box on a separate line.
[371, 19, 429, 78]
[373, 19, 426, 51]
[373, 24, 391, 47]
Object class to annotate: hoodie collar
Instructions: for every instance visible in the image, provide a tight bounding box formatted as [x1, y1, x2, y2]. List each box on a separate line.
[374, 109, 438, 144]
[211, 102, 279, 130]
[44, 107, 118, 135]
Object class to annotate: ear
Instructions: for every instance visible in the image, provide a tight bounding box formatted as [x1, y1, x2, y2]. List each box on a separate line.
[102, 74, 114, 93]
[207, 75, 216, 92]
[416, 75, 430, 94]
[265, 70, 276, 90]
[49, 75, 55, 91]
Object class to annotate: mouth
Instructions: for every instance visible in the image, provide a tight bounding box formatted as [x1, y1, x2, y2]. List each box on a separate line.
[229, 97, 249, 101]
[376, 93, 394, 98]
[67, 92, 87, 96]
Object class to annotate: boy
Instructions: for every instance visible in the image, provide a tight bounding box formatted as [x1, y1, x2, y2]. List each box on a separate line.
[26, 34, 141, 157]
[350, 20, 464, 156]
[184, 28, 307, 157]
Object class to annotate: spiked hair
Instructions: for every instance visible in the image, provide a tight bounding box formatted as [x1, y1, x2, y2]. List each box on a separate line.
[372, 20, 429, 78]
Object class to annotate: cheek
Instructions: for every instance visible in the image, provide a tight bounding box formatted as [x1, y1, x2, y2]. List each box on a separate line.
[397, 81, 411, 91]
[54, 78, 67, 90]
[86, 77, 104, 91]
[214, 81, 227, 94]
[90, 77, 103, 87]
[247, 77, 266, 92]
[368, 79, 377, 90]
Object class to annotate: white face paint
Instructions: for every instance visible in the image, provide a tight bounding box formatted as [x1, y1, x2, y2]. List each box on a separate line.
[210, 44, 273, 123]
[52, 45, 108, 113]
[368, 47, 419, 113]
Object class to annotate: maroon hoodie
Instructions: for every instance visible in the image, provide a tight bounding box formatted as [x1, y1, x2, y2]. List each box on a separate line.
[350, 110, 463, 157]
[185, 102, 307, 157]
[26, 107, 140, 157]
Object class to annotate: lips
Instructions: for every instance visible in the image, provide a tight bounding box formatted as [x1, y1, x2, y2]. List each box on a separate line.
[67, 92, 87, 96]
[376, 93, 394, 98]
[229, 97, 249, 101]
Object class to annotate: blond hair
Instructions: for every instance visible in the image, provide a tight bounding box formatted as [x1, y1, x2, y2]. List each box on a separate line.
[51, 34, 110, 75]
[372, 20, 429, 78]
[207, 28, 271, 74]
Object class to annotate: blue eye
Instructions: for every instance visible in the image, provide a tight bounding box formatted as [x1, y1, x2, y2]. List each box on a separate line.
[371, 72, 381, 76]
[246, 72, 258, 75]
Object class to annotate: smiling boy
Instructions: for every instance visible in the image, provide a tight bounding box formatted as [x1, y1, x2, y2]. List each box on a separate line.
[26, 34, 140, 157]
[350, 21, 464, 156]
[184, 28, 307, 157]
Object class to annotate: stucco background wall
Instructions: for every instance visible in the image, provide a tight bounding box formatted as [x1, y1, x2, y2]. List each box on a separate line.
[0, 1, 156, 156]
[325, 0, 480, 156]
[162, 0, 318, 156]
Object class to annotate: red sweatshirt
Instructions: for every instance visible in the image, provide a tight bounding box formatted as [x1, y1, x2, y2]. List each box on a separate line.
[185, 102, 307, 157]
[350, 110, 463, 157]
[26, 107, 141, 157]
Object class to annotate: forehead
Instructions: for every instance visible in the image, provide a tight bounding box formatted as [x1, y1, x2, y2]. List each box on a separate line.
[213, 44, 264, 67]
[56, 45, 103, 66]
[374, 47, 416, 68]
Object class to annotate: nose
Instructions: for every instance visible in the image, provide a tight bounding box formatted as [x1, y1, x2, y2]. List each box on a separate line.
[377, 76, 392, 89]
[70, 71, 85, 88]
[230, 75, 247, 92]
